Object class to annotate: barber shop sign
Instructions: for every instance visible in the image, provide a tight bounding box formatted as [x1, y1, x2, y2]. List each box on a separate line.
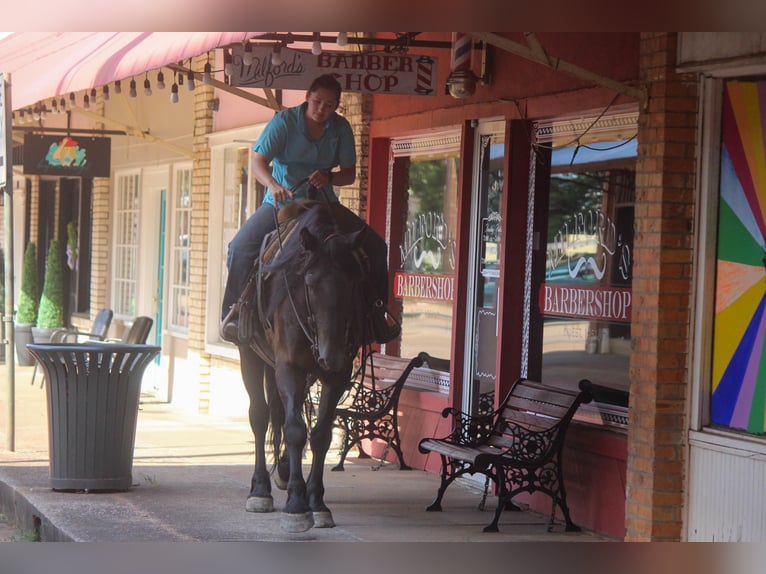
[228, 45, 438, 96]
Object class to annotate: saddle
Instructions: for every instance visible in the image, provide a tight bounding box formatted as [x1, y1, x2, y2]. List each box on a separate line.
[236, 202, 374, 366]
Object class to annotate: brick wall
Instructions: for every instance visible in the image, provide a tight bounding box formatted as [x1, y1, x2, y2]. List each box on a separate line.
[626, 32, 699, 541]
[339, 90, 371, 218]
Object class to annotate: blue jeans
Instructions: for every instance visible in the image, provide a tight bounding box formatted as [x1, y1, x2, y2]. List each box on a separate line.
[222, 202, 390, 320]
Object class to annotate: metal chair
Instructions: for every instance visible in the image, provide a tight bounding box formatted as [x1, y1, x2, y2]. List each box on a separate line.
[31, 309, 114, 387]
[51, 308, 114, 343]
[108, 316, 154, 344]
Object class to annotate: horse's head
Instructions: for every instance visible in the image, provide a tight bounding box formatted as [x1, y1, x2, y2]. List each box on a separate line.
[297, 223, 367, 373]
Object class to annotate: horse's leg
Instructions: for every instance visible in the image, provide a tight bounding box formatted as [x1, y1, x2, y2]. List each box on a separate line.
[306, 378, 348, 528]
[276, 362, 313, 533]
[239, 345, 274, 513]
[264, 365, 289, 490]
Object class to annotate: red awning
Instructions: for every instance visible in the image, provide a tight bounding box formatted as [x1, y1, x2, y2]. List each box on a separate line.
[0, 32, 265, 110]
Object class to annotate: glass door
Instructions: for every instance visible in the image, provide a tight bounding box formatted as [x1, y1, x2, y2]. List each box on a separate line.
[463, 120, 506, 414]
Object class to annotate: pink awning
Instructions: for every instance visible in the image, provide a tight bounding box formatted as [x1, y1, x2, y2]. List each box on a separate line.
[0, 32, 265, 110]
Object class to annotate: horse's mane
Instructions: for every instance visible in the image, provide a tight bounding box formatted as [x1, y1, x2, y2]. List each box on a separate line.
[262, 202, 338, 275]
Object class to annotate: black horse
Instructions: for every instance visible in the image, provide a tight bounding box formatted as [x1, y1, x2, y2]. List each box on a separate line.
[237, 201, 369, 532]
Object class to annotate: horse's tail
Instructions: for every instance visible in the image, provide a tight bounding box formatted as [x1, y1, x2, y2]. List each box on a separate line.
[265, 369, 286, 480]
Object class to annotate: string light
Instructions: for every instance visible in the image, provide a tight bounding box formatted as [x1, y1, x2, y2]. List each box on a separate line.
[186, 68, 195, 91]
[129, 78, 137, 98]
[202, 61, 212, 84]
[336, 32, 348, 47]
[271, 44, 283, 66]
[102, 85, 110, 101]
[144, 73, 152, 96]
[157, 70, 165, 90]
[33, 105, 41, 121]
[51, 99, 58, 114]
[170, 72, 179, 103]
[83, 94, 90, 110]
[242, 42, 253, 66]
[59, 97, 66, 110]
[114, 79, 122, 94]
[311, 33, 322, 55]
[223, 49, 232, 77]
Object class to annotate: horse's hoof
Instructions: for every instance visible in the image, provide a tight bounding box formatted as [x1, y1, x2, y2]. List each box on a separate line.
[245, 496, 274, 513]
[281, 512, 314, 533]
[312, 511, 335, 528]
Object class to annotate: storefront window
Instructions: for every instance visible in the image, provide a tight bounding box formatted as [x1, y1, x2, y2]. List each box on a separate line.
[540, 139, 635, 394]
[169, 167, 191, 331]
[395, 150, 460, 360]
[710, 79, 766, 434]
[113, 172, 140, 317]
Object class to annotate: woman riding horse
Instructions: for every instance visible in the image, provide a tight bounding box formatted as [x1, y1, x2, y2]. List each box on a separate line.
[220, 73, 399, 345]
[221, 74, 399, 532]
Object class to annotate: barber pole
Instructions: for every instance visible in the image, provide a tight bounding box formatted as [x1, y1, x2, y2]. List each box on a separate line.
[450, 32, 472, 72]
[415, 56, 435, 95]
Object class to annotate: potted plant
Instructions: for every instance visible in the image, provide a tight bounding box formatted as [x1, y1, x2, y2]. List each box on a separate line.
[15, 242, 38, 365]
[33, 239, 65, 343]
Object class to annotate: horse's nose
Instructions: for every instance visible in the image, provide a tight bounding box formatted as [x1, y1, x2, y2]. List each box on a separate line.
[317, 354, 343, 373]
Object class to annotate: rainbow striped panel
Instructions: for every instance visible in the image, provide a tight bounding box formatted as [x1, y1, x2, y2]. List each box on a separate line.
[711, 81, 766, 433]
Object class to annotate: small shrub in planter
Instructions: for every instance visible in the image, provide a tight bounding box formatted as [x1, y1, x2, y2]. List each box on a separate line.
[17, 242, 39, 325]
[37, 239, 65, 330]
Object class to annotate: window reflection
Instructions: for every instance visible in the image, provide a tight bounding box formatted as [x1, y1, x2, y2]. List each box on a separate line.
[397, 154, 459, 360]
[541, 142, 635, 395]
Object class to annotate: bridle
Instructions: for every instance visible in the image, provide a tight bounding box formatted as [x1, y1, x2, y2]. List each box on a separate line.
[270, 189, 360, 366]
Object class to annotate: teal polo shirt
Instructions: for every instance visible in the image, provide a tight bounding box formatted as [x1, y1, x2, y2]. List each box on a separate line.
[253, 102, 356, 207]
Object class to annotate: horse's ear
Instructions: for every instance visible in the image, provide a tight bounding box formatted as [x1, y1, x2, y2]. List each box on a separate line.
[300, 227, 320, 252]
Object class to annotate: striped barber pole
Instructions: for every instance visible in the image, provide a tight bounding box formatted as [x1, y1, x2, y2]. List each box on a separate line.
[450, 32, 472, 71]
[415, 56, 435, 95]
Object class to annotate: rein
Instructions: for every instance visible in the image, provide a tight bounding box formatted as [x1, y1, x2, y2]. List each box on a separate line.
[269, 181, 352, 363]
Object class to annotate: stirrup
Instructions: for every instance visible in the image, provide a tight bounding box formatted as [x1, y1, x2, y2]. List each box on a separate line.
[220, 304, 240, 344]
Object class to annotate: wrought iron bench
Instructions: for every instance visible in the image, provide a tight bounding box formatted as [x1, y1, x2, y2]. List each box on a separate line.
[332, 350, 448, 471]
[418, 378, 593, 533]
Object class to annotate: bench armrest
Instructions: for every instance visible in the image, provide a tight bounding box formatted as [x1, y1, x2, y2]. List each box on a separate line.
[438, 407, 496, 446]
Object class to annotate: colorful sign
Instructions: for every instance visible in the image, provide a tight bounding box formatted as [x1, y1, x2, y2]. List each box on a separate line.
[394, 272, 455, 302]
[23, 134, 110, 177]
[711, 80, 766, 433]
[229, 45, 438, 96]
[539, 283, 632, 323]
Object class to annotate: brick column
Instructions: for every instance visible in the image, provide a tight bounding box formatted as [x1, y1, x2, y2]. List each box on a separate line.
[89, 177, 111, 318]
[188, 54, 215, 414]
[339, 90, 371, 218]
[626, 32, 699, 541]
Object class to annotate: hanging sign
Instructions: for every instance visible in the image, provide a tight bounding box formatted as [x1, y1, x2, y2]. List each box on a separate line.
[23, 134, 111, 177]
[229, 45, 438, 96]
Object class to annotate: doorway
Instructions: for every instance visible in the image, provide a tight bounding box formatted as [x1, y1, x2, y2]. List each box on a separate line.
[462, 120, 506, 415]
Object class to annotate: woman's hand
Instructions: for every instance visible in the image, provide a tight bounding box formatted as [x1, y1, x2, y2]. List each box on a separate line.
[271, 183, 294, 203]
[308, 169, 332, 189]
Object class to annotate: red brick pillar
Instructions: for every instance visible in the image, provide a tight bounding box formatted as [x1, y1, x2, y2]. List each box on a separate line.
[626, 32, 699, 541]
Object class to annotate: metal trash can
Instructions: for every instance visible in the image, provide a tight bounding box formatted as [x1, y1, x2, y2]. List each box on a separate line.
[27, 342, 161, 491]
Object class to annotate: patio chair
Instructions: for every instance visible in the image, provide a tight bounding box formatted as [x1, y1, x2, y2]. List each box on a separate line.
[108, 316, 154, 344]
[31, 309, 114, 387]
[51, 308, 114, 343]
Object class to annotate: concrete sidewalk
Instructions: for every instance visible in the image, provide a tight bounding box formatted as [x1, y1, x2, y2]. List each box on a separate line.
[0, 364, 613, 542]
